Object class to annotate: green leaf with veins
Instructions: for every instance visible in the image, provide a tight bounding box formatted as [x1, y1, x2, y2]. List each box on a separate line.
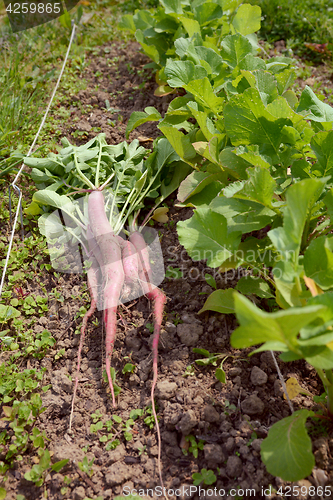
[268, 178, 326, 262]
[297, 86, 333, 122]
[198, 289, 235, 314]
[165, 60, 207, 88]
[272, 260, 303, 308]
[178, 171, 224, 204]
[125, 108, 161, 139]
[210, 195, 276, 234]
[220, 34, 254, 69]
[177, 207, 241, 268]
[310, 130, 333, 178]
[304, 236, 333, 290]
[261, 410, 315, 482]
[223, 167, 277, 209]
[224, 88, 289, 151]
[231, 293, 326, 350]
[235, 276, 274, 298]
[158, 126, 197, 165]
[184, 78, 224, 114]
[219, 147, 251, 179]
[232, 3, 261, 35]
[159, 0, 183, 15]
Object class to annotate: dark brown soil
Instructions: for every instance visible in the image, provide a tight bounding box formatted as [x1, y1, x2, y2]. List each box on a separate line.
[2, 39, 333, 500]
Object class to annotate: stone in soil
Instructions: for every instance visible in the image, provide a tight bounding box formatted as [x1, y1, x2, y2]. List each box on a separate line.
[226, 455, 243, 478]
[156, 380, 178, 399]
[241, 395, 265, 415]
[177, 322, 203, 346]
[177, 409, 197, 435]
[250, 366, 268, 386]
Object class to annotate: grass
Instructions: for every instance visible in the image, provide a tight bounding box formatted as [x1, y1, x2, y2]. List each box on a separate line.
[0, 0, 161, 177]
[251, 0, 333, 59]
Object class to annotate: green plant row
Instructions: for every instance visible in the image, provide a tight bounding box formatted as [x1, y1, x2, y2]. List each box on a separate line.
[121, 0, 333, 483]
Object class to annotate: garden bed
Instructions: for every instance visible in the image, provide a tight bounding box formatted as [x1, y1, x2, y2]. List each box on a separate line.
[1, 36, 333, 500]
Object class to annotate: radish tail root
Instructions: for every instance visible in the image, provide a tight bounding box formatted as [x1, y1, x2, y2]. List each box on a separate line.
[149, 288, 167, 493]
[69, 266, 98, 431]
[104, 306, 117, 407]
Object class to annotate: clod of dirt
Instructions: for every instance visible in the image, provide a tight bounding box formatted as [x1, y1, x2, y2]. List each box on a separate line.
[106, 443, 126, 465]
[177, 409, 197, 435]
[228, 367, 242, 377]
[241, 395, 265, 415]
[52, 441, 84, 463]
[105, 462, 132, 486]
[274, 379, 284, 397]
[226, 455, 243, 477]
[296, 479, 314, 499]
[137, 358, 152, 382]
[73, 486, 86, 500]
[250, 366, 268, 386]
[225, 437, 235, 452]
[203, 404, 220, 423]
[314, 438, 330, 469]
[156, 380, 177, 399]
[125, 329, 142, 350]
[164, 321, 177, 334]
[203, 443, 225, 466]
[163, 402, 182, 429]
[251, 439, 263, 452]
[177, 322, 203, 346]
[51, 369, 72, 394]
[180, 313, 201, 324]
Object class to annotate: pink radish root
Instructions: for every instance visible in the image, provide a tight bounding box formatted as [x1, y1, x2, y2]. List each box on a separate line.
[69, 263, 98, 431]
[130, 230, 166, 491]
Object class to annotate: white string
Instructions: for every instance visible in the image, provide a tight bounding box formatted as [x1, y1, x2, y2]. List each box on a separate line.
[270, 350, 294, 414]
[0, 23, 77, 300]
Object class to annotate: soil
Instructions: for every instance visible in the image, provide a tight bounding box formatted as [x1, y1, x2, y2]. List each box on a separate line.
[1, 39, 333, 500]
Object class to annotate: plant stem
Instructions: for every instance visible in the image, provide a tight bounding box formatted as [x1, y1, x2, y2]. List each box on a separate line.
[325, 369, 333, 418]
[94, 137, 103, 188]
[74, 153, 95, 190]
[99, 172, 115, 191]
[113, 186, 137, 234]
[301, 217, 311, 252]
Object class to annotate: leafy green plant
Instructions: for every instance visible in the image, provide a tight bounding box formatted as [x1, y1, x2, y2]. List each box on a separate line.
[24, 450, 69, 487]
[165, 266, 184, 279]
[143, 404, 160, 429]
[192, 468, 217, 486]
[103, 368, 122, 399]
[123, 8, 333, 484]
[122, 362, 136, 374]
[193, 348, 232, 383]
[182, 435, 205, 458]
[78, 456, 94, 478]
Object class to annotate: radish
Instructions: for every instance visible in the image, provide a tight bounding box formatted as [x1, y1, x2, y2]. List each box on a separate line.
[88, 190, 125, 407]
[130, 230, 166, 491]
[29, 136, 189, 491]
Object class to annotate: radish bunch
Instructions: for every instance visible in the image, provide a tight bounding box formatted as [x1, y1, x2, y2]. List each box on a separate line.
[26, 134, 191, 487]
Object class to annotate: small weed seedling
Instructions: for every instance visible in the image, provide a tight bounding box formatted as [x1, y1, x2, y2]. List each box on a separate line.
[193, 348, 232, 384]
[165, 266, 183, 279]
[224, 400, 238, 417]
[122, 363, 136, 375]
[183, 365, 195, 377]
[89, 412, 135, 449]
[24, 450, 69, 487]
[204, 274, 217, 290]
[192, 468, 217, 486]
[78, 456, 94, 477]
[182, 435, 205, 459]
[102, 368, 121, 399]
